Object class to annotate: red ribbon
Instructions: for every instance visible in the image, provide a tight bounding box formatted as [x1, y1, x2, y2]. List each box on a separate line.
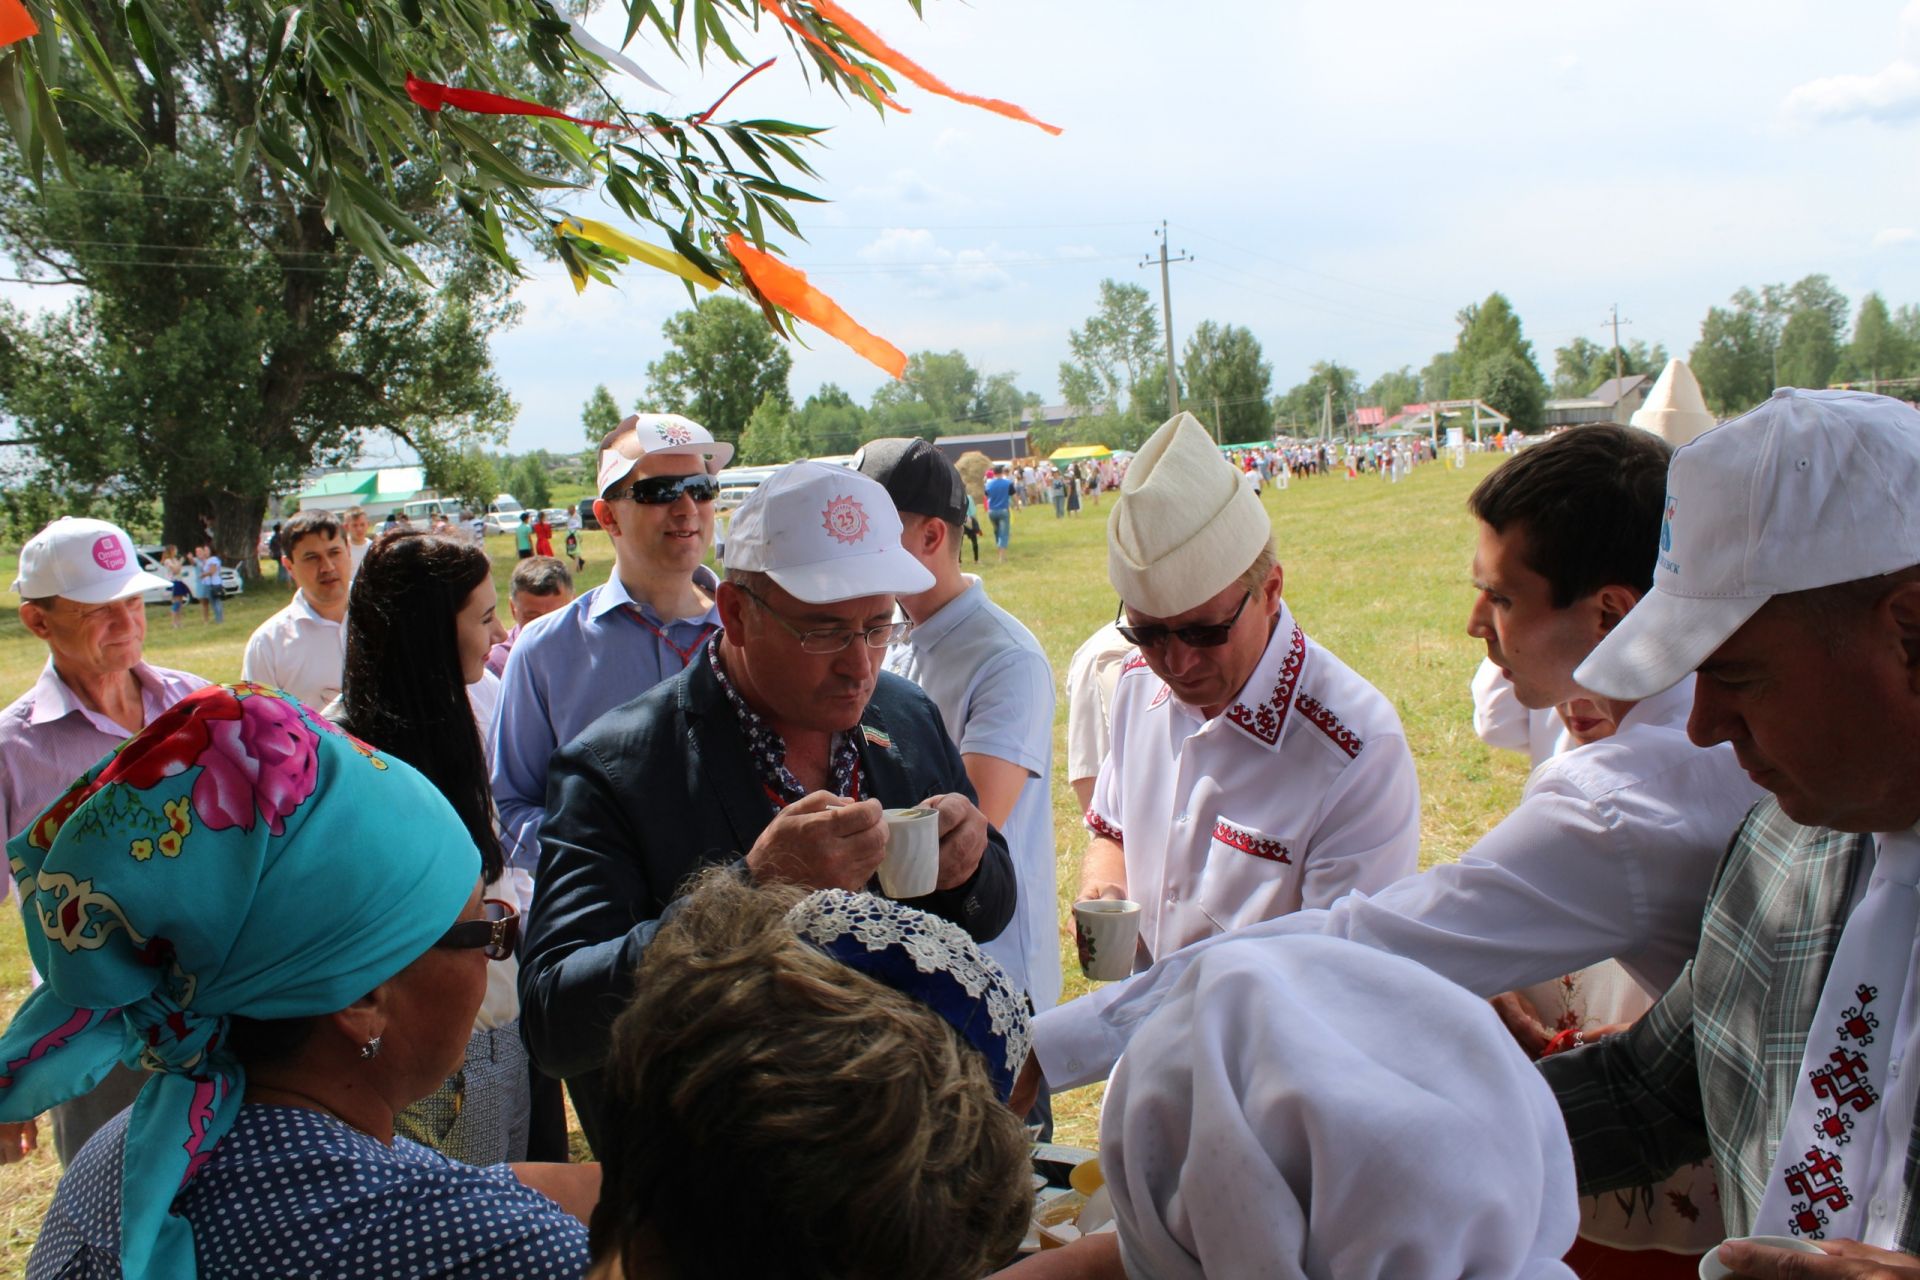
[404, 74, 630, 131]
[0, 0, 38, 48]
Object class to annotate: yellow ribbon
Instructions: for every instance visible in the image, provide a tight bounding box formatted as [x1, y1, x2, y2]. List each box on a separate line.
[555, 216, 722, 294]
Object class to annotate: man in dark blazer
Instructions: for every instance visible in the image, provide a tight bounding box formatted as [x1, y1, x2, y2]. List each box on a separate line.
[519, 461, 1017, 1151]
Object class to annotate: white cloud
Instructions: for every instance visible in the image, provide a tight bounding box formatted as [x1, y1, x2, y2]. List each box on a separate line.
[1875, 227, 1919, 248]
[1783, 1, 1920, 124]
[853, 227, 1015, 299]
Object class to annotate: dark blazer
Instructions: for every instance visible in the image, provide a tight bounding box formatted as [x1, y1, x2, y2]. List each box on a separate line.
[517, 643, 1016, 1151]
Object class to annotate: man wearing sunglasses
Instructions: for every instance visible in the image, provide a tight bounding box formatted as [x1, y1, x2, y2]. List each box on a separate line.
[519, 461, 1015, 1153]
[1077, 412, 1420, 969]
[490, 414, 732, 878]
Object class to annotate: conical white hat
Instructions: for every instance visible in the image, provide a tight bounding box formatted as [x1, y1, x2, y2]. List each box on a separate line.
[1108, 412, 1271, 617]
[1630, 360, 1718, 448]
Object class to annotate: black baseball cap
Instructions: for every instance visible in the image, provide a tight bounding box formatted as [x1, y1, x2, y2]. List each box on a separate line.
[854, 438, 968, 525]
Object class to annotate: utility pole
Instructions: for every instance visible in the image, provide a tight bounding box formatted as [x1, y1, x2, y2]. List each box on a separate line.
[1140, 221, 1192, 423]
[1607, 303, 1633, 386]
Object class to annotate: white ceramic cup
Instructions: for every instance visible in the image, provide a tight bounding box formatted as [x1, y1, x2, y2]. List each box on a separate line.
[878, 806, 941, 898]
[1073, 899, 1143, 981]
[1698, 1234, 1825, 1279]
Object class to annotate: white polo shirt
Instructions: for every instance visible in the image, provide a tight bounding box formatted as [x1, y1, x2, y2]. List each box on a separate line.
[240, 592, 347, 711]
[1087, 602, 1420, 964]
[1037, 675, 1766, 1090]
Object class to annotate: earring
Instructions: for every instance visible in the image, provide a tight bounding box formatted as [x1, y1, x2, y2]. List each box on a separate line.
[359, 1036, 383, 1060]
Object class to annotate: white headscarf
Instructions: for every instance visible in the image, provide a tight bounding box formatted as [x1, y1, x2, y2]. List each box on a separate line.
[1101, 937, 1578, 1280]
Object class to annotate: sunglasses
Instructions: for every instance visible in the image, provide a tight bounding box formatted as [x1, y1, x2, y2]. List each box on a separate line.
[611, 473, 721, 505]
[1114, 590, 1253, 650]
[434, 898, 520, 961]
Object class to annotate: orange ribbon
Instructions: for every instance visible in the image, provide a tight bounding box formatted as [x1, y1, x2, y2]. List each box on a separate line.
[800, 0, 1061, 135]
[757, 0, 907, 112]
[726, 233, 906, 379]
[0, 0, 39, 48]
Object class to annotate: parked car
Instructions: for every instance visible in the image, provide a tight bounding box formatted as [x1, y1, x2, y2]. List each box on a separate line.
[575, 498, 600, 531]
[135, 546, 242, 605]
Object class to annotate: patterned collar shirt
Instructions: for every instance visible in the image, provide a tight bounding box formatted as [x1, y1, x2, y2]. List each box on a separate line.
[709, 636, 860, 808]
[1086, 600, 1420, 966]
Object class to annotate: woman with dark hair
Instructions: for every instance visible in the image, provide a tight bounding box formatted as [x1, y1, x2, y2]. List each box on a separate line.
[334, 530, 530, 1165]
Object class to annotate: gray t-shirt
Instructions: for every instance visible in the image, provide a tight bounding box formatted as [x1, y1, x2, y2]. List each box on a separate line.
[886, 578, 1060, 1010]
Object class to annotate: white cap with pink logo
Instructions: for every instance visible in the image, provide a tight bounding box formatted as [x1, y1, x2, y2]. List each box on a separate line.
[595, 413, 734, 495]
[723, 461, 933, 604]
[11, 517, 172, 604]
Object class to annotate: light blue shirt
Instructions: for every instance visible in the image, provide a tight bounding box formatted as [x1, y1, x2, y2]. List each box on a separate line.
[886, 577, 1059, 1010]
[490, 566, 722, 870]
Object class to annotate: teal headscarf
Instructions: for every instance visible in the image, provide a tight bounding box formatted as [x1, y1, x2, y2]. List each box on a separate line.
[0, 683, 480, 1280]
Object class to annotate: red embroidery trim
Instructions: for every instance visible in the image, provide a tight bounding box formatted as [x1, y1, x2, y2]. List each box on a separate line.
[1210, 819, 1290, 864]
[1119, 655, 1150, 677]
[1085, 810, 1123, 843]
[1223, 626, 1305, 747]
[1293, 694, 1363, 758]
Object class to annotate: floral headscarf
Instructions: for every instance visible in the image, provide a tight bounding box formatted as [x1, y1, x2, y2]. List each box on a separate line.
[0, 684, 480, 1280]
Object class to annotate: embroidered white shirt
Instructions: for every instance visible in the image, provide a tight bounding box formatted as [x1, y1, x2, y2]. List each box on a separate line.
[240, 592, 347, 711]
[1038, 676, 1766, 1090]
[1086, 602, 1420, 964]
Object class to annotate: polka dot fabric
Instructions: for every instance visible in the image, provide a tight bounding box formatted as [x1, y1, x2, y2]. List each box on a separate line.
[28, 1106, 589, 1279]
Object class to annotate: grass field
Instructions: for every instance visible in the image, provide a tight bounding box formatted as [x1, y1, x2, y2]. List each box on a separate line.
[0, 453, 1530, 1273]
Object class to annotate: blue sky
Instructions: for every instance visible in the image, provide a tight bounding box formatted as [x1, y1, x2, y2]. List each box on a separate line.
[12, 0, 1920, 458]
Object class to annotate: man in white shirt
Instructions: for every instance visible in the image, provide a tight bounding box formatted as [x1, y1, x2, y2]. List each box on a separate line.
[240, 509, 350, 709]
[342, 505, 371, 576]
[1064, 620, 1131, 814]
[1021, 424, 1763, 1104]
[858, 438, 1059, 1012]
[1078, 411, 1420, 968]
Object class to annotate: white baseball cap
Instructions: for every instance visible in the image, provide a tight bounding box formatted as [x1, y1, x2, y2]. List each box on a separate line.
[11, 517, 172, 604]
[1576, 388, 1920, 700]
[595, 413, 735, 494]
[724, 461, 933, 604]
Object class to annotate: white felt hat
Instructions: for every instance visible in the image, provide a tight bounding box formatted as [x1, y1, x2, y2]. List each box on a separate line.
[1108, 412, 1271, 616]
[595, 414, 734, 494]
[11, 517, 171, 604]
[1629, 359, 1718, 448]
[724, 461, 932, 604]
[1578, 388, 1920, 700]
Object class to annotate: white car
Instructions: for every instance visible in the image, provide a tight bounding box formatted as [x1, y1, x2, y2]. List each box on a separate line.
[484, 495, 525, 534]
[135, 546, 242, 605]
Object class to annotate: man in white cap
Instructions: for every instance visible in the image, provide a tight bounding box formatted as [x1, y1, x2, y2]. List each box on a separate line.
[1536, 389, 1920, 1276]
[1, 516, 207, 1165]
[857, 438, 1059, 1015]
[490, 413, 732, 873]
[1078, 411, 1419, 965]
[519, 460, 1016, 1153]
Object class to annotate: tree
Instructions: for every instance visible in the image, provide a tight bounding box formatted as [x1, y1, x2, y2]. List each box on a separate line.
[1843, 294, 1911, 384]
[1060, 280, 1160, 419]
[438, 447, 501, 513]
[868, 351, 982, 439]
[7, 0, 948, 305]
[1776, 308, 1839, 390]
[792, 384, 868, 456]
[582, 384, 623, 445]
[1472, 351, 1547, 433]
[512, 454, 554, 510]
[1690, 305, 1772, 415]
[1419, 352, 1456, 405]
[976, 372, 1029, 432]
[1552, 335, 1671, 398]
[1276, 361, 1360, 435]
[0, 154, 514, 575]
[1365, 367, 1421, 416]
[644, 298, 792, 445]
[1133, 358, 1177, 426]
[1181, 322, 1273, 441]
[738, 394, 800, 464]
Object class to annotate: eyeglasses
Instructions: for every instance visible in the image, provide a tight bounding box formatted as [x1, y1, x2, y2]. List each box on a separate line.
[1115, 591, 1253, 650]
[611, 473, 721, 505]
[434, 898, 519, 961]
[736, 585, 912, 654]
